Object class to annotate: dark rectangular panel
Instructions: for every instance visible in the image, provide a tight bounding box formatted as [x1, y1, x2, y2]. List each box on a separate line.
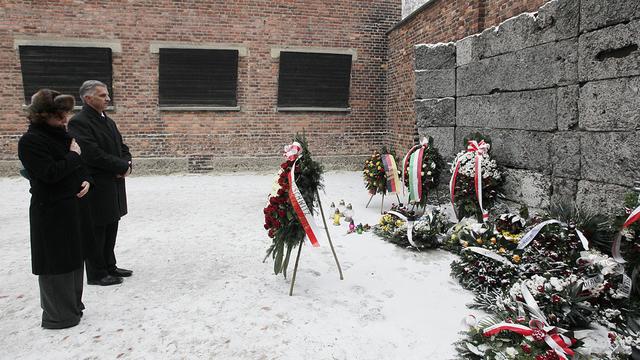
[159, 48, 238, 107]
[277, 52, 352, 108]
[19, 46, 113, 105]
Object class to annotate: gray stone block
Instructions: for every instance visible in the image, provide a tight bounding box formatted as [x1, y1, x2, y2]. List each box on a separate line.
[455, 127, 553, 174]
[456, 35, 480, 66]
[579, 77, 640, 131]
[457, 89, 557, 131]
[457, 39, 578, 96]
[502, 168, 551, 209]
[576, 180, 630, 216]
[481, 0, 579, 58]
[0, 160, 22, 177]
[551, 177, 578, 206]
[579, 20, 640, 82]
[415, 43, 456, 70]
[415, 69, 456, 98]
[580, 0, 640, 32]
[580, 131, 640, 186]
[552, 133, 580, 179]
[134, 157, 189, 175]
[417, 126, 455, 158]
[557, 85, 579, 130]
[416, 98, 455, 128]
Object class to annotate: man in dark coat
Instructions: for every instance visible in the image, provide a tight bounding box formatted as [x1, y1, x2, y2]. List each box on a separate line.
[68, 80, 133, 286]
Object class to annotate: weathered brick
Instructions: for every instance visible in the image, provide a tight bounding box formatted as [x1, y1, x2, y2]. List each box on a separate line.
[580, 131, 640, 187]
[580, 0, 640, 32]
[415, 69, 455, 98]
[414, 42, 456, 70]
[502, 168, 551, 209]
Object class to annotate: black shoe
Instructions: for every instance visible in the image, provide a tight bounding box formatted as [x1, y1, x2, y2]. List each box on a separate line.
[108, 267, 133, 277]
[88, 275, 123, 286]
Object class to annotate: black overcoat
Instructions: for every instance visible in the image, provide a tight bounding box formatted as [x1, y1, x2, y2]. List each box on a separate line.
[18, 123, 93, 275]
[68, 105, 131, 226]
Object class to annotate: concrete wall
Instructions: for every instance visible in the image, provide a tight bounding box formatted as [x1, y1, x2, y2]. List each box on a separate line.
[414, 0, 639, 214]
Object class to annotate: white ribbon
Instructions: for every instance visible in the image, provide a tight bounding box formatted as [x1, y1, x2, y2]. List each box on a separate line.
[462, 246, 515, 267]
[517, 219, 589, 250]
[387, 210, 417, 249]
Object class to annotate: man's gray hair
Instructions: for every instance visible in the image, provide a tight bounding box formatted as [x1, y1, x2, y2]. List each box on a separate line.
[79, 80, 108, 103]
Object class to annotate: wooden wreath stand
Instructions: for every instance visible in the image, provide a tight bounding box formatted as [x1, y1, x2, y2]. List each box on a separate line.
[365, 191, 402, 214]
[289, 191, 344, 296]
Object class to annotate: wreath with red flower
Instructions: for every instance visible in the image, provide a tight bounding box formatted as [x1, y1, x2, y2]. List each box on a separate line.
[264, 135, 323, 277]
[363, 147, 397, 196]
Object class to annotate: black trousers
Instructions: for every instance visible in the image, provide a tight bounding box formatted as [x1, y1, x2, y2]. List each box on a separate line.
[86, 221, 119, 281]
[39, 266, 84, 329]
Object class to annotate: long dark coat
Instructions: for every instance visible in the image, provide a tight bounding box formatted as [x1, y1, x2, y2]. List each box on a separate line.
[68, 105, 131, 226]
[18, 123, 93, 275]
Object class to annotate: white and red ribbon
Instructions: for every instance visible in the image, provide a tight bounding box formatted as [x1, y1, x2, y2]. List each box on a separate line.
[450, 140, 490, 222]
[285, 144, 322, 248]
[483, 283, 575, 360]
[612, 204, 640, 263]
[517, 219, 589, 250]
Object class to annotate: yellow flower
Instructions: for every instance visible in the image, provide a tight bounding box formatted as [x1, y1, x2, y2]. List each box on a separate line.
[498, 247, 506, 254]
[512, 255, 521, 263]
[395, 220, 405, 227]
[451, 234, 458, 241]
[462, 241, 469, 248]
[475, 238, 483, 245]
[490, 237, 497, 244]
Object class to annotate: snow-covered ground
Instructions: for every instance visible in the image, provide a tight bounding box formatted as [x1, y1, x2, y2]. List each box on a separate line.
[0, 171, 480, 359]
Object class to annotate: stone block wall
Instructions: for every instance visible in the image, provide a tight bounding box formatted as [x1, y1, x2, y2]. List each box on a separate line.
[414, 0, 639, 214]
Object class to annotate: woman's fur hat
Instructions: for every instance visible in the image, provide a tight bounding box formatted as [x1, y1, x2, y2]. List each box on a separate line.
[28, 89, 75, 114]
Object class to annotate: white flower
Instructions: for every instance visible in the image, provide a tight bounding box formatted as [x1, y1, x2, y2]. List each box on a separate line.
[505, 347, 518, 358]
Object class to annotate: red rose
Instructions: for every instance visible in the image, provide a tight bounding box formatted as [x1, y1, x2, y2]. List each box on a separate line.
[521, 344, 531, 354]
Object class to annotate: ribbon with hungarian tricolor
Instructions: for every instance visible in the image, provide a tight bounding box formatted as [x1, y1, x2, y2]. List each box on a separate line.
[381, 153, 402, 194]
[612, 204, 640, 263]
[284, 142, 321, 247]
[482, 283, 576, 360]
[450, 140, 491, 221]
[401, 137, 429, 203]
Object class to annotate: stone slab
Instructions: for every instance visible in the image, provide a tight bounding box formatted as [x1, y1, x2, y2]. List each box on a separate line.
[552, 132, 580, 179]
[415, 98, 455, 128]
[579, 20, 640, 82]
[576, 180, 630, 216]
[456, 88, 557, 131]
[415, 42, 456, 70]
[415, 69, 456, 98]
[456, 0, 579, 65]
[557, 85, 579, 131]
[0, 160, 22, 177]
[580, 131, 640, 186]
[579, 76, 640, 131]
[455, 127, 553, 174]
[417, 126, 455, 158]
[457, 39, 578, 96]
[134, 157, 188, 175]
[551, 177, 578, 206]
[502, 168, 551, 209]
[580, 0, 640, 32]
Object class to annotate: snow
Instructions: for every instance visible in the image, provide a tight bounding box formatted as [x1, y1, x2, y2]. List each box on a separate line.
[0, 171, 481, 359]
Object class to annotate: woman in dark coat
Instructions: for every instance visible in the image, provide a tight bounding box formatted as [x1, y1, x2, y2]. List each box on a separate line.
[18, 89, 93, 329]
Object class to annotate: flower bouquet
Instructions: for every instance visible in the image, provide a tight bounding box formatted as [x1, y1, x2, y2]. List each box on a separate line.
[363, 147, 400, 196]
[450, 133, 503, 222]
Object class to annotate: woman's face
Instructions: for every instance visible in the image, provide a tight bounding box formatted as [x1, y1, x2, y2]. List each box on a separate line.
[45, 112, 69, 129]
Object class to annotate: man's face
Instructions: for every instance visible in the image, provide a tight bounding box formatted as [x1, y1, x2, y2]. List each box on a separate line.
[84, 86, 110, 113]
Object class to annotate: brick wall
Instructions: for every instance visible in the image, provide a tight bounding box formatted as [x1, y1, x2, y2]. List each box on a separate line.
[0, 1, 400, 169]
[387, 0, 545, 154]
